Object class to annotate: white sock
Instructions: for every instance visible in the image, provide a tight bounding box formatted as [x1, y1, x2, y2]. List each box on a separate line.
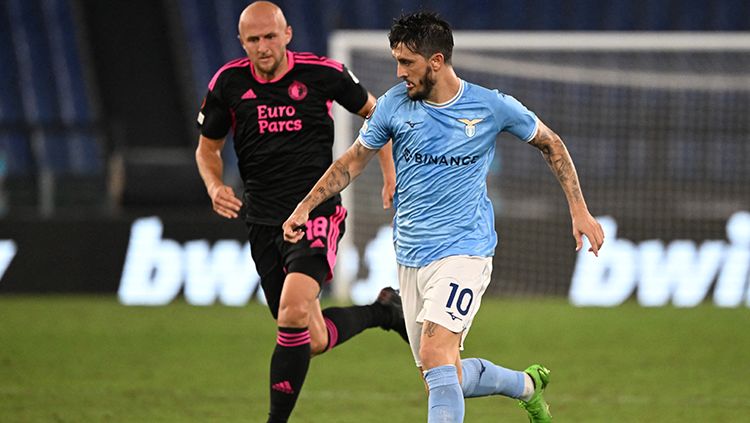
[519, 372, 535, 401]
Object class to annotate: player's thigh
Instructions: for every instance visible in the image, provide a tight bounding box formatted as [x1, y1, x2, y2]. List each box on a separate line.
[420, 255, 492, 351]
[272, 204, 346, 332]
[398, 264, 427, 367]
[280, 204, 347, 283]
[285, 255, 330, 352]
[247, 223, 285, 319]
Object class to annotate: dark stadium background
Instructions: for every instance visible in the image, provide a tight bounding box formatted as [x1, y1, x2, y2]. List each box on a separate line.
[0, 0, 748, 300]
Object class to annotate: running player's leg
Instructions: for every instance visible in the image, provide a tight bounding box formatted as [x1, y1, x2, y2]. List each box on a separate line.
[266, 204, 404, 422]
[409, 255, 495, 422]
[266, 259, 406, 423]
[248, 224, 306, 423]
[414, 256, 548, 421]
[267, 271, 319, 423]
[459, 357, 529, 399]
[420, 321, 465, 422]
[460, 358, 551, 423]
[294, 205, 407, 354]
[248, 224, 285, 320]
[286, 254, 406, 355]
[319, 290, 407, 351]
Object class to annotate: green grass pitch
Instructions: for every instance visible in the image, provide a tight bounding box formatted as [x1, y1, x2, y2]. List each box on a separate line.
[1, 296, 748, 422]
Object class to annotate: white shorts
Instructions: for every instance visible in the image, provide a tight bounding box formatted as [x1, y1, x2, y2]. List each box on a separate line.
[398, 255, 492, 367]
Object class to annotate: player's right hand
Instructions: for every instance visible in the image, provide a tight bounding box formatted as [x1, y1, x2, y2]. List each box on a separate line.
[209, 184, 242, 219]
[381, 179, 395, 209]
[282, 209, 309, 243]
[572, 209, 604, 256]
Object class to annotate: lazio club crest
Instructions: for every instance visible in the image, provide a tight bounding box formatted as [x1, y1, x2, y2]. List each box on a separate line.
[457, 118, 483, 137]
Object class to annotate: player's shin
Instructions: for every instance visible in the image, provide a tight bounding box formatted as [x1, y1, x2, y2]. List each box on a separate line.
[268, 327, 311, 423]
[459, 358, 527, 399]
[320, 304, 382, 350]
[320, 287, 408, 350]
[424, 364, 465, 422]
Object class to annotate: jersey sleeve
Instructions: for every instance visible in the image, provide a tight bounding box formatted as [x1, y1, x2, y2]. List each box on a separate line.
[197, 85, 232, 140]
[492, 91, 538, 142]
[331, 64, 368, 114]
[358, 94, 392, 150]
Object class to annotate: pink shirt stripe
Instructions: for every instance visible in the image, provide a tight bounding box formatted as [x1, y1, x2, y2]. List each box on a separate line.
[293, 51, 343, 71]
[208, 57, 249, 91]
[294, 58, 343, 72]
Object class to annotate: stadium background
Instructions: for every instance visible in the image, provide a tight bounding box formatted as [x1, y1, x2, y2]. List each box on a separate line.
[0, 0, 748, 305]
[1, 1, 750, 422]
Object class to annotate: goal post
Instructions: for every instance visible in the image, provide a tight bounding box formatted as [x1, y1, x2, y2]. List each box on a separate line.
[328, 31, 750, 303]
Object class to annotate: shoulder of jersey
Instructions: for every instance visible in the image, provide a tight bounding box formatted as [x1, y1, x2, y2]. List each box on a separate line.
[209, 57, 251, 89]
[467, 81, 508, 101]
[384, 82, 407, 96]
[379, 83, 410, 105]
[291, 51, 344, 72]
[462, 81, 492, 97]
[377, 83, 415, 112]
[213, 57, 250, 76]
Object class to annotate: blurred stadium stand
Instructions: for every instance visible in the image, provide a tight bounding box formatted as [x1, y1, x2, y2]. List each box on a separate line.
[0, 0, 748, 218]
[0, 0, 749, 300]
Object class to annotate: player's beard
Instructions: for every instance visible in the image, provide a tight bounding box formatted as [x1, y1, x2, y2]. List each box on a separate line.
[254, 53, 283, 79]
[407, 67, 435, 101]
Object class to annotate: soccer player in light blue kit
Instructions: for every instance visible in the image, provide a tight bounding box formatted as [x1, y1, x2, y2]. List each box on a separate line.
[283, 12, 604, 422]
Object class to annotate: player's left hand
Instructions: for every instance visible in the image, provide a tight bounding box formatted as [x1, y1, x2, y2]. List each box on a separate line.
[382, 179, 395, 209]
[282, 209, 309, 243]
[571, 209, 604, 256]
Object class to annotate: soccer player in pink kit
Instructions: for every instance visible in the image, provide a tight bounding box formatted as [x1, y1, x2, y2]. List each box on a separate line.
[195, 2, 407, 422]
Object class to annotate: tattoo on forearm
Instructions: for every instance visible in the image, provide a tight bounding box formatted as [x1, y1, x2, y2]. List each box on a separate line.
[300, 140, 374, 211]
[531, 127, 583, 203]
[301, 159, 351, 209]
[327, 161, 351, 195]
[424, 322, 438, 337]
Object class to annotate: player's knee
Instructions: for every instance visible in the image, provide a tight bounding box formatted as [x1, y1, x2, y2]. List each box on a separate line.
[309, 337, 328, 356]
[277, 302, 310, 328]
[419, 343, 454, 370]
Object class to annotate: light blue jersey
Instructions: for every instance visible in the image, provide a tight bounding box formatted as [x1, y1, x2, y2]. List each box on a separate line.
[359, 80, 538, 267]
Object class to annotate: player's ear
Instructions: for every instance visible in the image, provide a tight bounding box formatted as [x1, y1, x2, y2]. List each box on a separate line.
[285, 25, 293, 45]
[430, 53, 444, 70]
[237, 34, 250, 55]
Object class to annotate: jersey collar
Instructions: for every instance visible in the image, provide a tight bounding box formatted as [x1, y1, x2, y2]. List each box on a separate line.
[423, 79, 464, 109]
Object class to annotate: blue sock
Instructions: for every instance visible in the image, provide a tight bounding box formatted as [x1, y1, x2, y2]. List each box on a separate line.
[423, 365, 464, 423]
[460, 358, 525, 399]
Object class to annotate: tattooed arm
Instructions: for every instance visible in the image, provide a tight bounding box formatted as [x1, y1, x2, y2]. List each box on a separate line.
[529, 120, 605, 255]
[282, 138, 379, 242]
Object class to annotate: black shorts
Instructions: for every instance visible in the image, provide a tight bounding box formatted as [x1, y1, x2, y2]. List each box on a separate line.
[247, 205, 347, 319]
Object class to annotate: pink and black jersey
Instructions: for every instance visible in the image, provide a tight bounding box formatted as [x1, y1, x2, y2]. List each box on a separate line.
[198, 51, 368, 225]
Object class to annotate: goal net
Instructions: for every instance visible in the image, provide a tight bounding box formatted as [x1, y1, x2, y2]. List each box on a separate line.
[329, 32, 750, 302]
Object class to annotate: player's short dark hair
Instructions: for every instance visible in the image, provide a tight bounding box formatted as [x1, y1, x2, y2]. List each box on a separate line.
[388, 12, 453, 64]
